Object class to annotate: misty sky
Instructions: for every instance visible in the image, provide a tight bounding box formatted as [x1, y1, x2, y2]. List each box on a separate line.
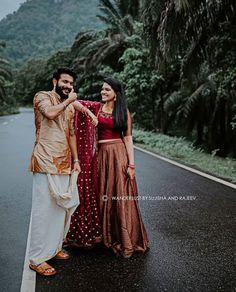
[0, 0, 25, 20]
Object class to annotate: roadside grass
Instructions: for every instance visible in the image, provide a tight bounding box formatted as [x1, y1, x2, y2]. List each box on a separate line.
[0, 105, 19, 116]
[133, 128, 236, 184]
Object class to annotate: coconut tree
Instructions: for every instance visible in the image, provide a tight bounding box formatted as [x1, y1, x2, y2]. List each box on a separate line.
[71, 0, 142, 72]
[142, 0, 236, 156]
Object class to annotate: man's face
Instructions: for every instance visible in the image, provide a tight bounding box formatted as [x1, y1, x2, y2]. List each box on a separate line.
[54, 73, 74, 100]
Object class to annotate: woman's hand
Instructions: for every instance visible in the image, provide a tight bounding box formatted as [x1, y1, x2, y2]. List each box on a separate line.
[88, 112, 98, 127]
[127, 166, 135, 180]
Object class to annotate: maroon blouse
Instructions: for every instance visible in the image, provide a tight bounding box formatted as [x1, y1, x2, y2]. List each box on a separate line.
[97, 110, 121, 140]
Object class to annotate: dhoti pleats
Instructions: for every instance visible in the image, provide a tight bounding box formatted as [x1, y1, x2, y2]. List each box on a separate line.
[29, 173, 79, 265]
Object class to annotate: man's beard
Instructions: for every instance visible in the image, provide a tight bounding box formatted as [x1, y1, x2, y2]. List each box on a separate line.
[55, 84, 71, 100]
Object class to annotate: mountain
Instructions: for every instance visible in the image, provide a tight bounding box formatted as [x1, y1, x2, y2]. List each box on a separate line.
[0, 0, 104, 66]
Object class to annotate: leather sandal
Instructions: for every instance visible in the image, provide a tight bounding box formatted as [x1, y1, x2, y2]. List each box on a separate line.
[54, 249, 70, 260]
[29, 262, 56, 276]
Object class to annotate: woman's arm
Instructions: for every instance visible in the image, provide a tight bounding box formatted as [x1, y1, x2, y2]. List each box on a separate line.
[123, 110, 135, 179]
[73, 100, 98, 126]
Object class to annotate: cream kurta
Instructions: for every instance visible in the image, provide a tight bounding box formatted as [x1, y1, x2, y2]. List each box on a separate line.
[29, 91, 75, 174]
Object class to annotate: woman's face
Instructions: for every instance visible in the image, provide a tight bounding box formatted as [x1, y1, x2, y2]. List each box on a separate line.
[101, 82, 116, 102]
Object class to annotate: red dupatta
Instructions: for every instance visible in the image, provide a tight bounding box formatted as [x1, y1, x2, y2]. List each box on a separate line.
[66, 100, 102, 247]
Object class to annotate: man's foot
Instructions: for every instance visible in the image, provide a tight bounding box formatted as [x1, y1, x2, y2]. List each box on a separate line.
[29, 262, 56, 276]
[54, 249, 70, 260]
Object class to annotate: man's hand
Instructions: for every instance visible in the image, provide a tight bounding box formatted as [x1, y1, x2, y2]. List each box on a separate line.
[67, 88, 77, 104]
[73, 161, 81, 173]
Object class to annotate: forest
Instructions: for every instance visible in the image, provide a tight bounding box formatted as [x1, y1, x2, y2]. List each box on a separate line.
[1, 0, 236, 161]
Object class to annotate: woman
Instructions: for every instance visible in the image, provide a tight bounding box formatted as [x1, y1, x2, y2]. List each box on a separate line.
[68, 77, 149, 258]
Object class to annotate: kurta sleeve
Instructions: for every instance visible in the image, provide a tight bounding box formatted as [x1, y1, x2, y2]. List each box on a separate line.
[34, 93, 52, 116]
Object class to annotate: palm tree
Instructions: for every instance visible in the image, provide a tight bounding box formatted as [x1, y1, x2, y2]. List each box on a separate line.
[71, 0, 142, 72]
[142, 0, 236, 156]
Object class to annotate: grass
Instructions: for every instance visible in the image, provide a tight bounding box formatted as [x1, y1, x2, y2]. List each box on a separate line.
[133, 128, 236, 184]
[0, 105, 19, 116]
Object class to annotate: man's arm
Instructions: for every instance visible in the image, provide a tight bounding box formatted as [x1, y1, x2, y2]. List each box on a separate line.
[69, 134, 81, 172]
[40, 90, 77, 120]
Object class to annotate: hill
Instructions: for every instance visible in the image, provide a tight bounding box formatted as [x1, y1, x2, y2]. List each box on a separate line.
[0, 0, 104, 66]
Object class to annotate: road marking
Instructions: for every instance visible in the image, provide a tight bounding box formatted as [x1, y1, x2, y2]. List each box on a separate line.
[20, 214, 36, 292]
[3, 122, 8, 125]
[19, 144, 235, 292]
[134, 145, 236, 190]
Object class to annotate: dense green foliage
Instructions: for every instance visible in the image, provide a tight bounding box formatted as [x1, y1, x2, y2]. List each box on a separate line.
[0, 0, 104, 66]
[4, 0, 236, 158]
[0, 42, 18, 115]
[142, 0, 236, 157]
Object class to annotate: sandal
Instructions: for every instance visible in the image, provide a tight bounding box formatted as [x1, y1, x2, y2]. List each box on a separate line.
[29, 262, 56, 276]
[54, 249, 70, 260]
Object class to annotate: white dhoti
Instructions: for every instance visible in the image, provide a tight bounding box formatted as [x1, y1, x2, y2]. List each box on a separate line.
[29, 172, 80, 265]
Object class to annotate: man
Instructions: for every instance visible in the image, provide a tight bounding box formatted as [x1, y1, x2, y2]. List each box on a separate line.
[28, 67, 97, 276]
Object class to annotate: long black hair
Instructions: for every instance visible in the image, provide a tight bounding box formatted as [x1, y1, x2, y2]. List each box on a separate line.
[103, 77, 128, 133]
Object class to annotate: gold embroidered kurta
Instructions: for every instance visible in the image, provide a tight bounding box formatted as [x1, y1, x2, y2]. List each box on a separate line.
[29, 91, 75, 174]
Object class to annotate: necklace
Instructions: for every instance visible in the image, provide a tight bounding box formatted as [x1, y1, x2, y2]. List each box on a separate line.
[102, 105, 113, 114]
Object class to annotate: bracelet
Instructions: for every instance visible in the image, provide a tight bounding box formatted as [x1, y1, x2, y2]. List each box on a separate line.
[74, 159, 80, 163]
[62, 102, 67, 109]
[81, 106, 88, 114]
[128, 164, 135, 169]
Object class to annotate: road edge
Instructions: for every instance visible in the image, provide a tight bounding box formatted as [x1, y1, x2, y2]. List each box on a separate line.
[134, 145, 236, 190]
[20, 213, 36, 292]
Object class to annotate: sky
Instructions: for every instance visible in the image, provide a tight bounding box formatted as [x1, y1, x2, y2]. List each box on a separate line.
[0, 0, 25, 20]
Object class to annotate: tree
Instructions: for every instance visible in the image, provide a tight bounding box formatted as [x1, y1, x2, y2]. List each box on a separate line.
[0, 42, 12, 102]
[142, 0, 236, 156]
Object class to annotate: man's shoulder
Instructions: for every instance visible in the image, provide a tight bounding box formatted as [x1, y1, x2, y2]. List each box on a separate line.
[34, 91, 52, 100]
[33, 91, 53, 108]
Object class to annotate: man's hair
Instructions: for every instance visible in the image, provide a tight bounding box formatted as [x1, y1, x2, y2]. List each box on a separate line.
[53, 67, 77, 81]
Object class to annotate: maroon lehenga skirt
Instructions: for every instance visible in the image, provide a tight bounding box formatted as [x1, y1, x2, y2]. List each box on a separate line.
[98, 139, 149, 258]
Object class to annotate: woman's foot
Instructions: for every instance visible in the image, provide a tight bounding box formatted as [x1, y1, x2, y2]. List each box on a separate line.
[54, 249, 70, 260]
[29, 262, 56, 276]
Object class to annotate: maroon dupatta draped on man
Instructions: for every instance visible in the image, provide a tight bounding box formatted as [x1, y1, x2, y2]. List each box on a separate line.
[66, 101, 101, 247]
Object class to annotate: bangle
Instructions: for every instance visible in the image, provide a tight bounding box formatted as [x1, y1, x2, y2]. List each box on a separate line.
[74, 159, 80, 163]
[81, 106, 88, 114]
[128, 164, 135, 169]
[62, 102, 67, 109]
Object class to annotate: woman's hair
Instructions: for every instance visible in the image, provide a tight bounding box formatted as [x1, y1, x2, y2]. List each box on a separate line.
[103, 77, 128, 133]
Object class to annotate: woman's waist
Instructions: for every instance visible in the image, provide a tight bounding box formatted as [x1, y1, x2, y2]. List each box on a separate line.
[98, 138, 123, 145]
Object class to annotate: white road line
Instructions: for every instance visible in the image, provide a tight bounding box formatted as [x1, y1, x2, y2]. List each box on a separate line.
[19, 144, 235, 292]
[3, 122, 8, 125]
[134, 145, 236, 190]
[20, 214, 36, 292]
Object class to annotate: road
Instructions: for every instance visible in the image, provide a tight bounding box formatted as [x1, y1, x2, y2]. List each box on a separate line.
[0, 109, 235, 292]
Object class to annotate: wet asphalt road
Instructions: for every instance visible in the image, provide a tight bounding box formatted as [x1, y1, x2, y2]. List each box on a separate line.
[0, 109, 235, 292]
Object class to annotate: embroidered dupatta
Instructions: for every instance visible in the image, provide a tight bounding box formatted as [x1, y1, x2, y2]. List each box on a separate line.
[66, 101, 102, 246]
